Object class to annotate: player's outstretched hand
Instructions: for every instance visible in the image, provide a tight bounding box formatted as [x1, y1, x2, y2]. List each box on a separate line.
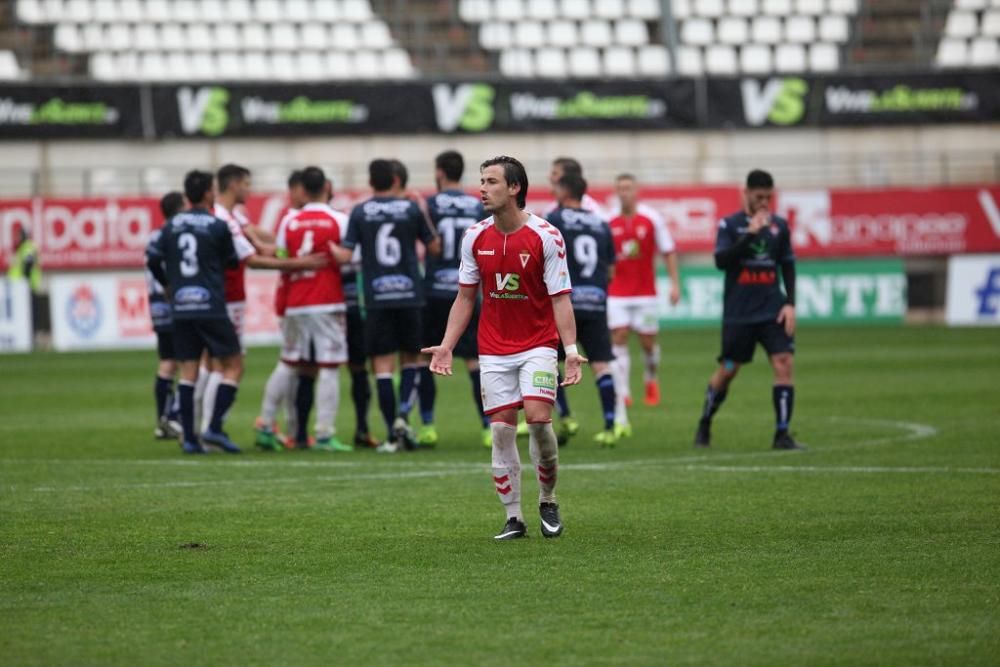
[669, 284, 681, 306]
[561, 352, 588, 386]
[421, 346, 453, 376]
[777, 304, 796, 336]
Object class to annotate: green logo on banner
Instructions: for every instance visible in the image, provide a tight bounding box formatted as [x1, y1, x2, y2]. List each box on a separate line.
[742, 78, 808, 126]
[432, 83, 495, 132]
[177, 86, 230, 136]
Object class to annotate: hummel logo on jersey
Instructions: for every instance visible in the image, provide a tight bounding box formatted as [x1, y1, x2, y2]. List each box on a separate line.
[477, 249, 495, 256]
[519, 251, 530, 268]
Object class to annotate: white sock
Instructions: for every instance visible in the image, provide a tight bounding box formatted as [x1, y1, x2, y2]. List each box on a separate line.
[193, 365, 210, 432]
[201, 371, 223, 433]
[261, 361, 295, 427]
[283, 368, 299, 438]
[611, 344, 630, 423]
[528, 422, 559, 504]
[314, 367, 340, 440]
[643, 344, 660, 383]
[490, 422, 522, 521]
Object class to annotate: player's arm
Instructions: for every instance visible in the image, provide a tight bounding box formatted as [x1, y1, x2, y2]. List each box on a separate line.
[552, 293, 586, 386]
[415, 203, 442, 257]
[421, 284, 477, 376]
[664, 251, 681, 305]
[247, 253, 328, 271]
[244, 224, 277, 255]
[777, 225, 796, 336]
[329, 210, 361, 264]
[145, 240, 168, 289]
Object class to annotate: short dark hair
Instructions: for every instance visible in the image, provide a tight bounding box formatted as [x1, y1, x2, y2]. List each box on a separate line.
[435, 150, 464, 182]
[615, 172, 637, 183]
[390, 159, 408, 189]
[369, 159, 395, 191]
[481, 155, 529, 210]
[552, 157, 583, 176]
[183, 170, 214, 206]
[557, 173, 587, 201]
[287, 169, 304, 189]
[159, 191, 185, 220]
[217, 163, 250, 192]
[301, 166, 326, 197]
[746, 169, 774, 190]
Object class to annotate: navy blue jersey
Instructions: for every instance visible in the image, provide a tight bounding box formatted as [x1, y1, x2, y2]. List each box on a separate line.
[343, 196, 435, 310]
[148, 207, 238, 320]
[715, 211, 795, 323]
[424, 189, 485, 300]
[144, 229, 172, 331]
[547, 206, 615, 317]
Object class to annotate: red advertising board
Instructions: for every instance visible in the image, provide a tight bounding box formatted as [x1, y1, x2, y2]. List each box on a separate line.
[2, 185, 999, 269]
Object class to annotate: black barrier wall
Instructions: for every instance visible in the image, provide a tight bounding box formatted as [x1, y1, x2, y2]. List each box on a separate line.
[1, 72, 997, 139]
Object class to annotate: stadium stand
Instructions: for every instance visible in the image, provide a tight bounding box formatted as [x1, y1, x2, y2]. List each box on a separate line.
[936, 0, 1000, 67]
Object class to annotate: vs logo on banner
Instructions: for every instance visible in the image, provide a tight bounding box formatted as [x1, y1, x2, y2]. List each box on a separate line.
[432, 83, 495, 133]
[177, 86, 230, 136]
[741, 78, 808, 126]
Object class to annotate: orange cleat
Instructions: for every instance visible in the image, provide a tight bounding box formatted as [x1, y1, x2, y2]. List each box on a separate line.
[644, 380, 661, 407]
[624, 395, 633, 408]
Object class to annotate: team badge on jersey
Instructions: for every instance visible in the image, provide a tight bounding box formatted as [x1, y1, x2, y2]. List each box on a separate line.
[519, 251, 530, 268]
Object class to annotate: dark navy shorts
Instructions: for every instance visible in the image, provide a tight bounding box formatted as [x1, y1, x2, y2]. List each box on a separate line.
[155, 330, 175, 361]
[172, 318, 242, 362]
[719, 319, 794, 365]
[365, 307, 423, 357]
[423, 297, 479, 359]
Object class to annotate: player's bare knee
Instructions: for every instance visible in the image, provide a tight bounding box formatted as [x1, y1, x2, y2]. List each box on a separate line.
[771, 353, 793, 382]
[523, 400, 553, 425]
[611, 327, 630, 346]
[591, 361, 610, 377]
[489, 409, 517, 427]
[638, 334, 657, 352]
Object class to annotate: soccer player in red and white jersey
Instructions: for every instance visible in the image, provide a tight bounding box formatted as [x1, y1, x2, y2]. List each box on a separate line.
[274, 166, 351, 451]
[607, 173, 682, 428]
[423, 156, 585, 541]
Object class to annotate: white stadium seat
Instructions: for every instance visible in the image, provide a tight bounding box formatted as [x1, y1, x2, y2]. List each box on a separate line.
[809, 42, 839, 70]
[342, 0, 375, 22]
[186, 24, 213, 50]
[460, 0, 492, 22]
[717, 17, 749, 44]
[297, 52, 325, 80]
[828, 0, 857, 13]
[89, 51, 118, 80]
[92, 0, 118, 22]
[64, 0, 91, 22]
[569, 46, 602, 76]
[325, 51, 352, 78]
[174, 0, 199, 23]
[581, 20, 613, 46]
[217, 52, 245, 79]
[81, 24, 106, 52]
[313, 0, 341, 21]
[382, 48, 416, 77]
[955, 0, 987, 8]
[628, 0, 660, 19]
[255, 0, 283, 22]
[752, 16, 782, 43]
[286, 0, 312, 20]
[0, 50, 24, 79]
[133, 24, 159, 51]
[270, 52, 297, 80]
[705, 44, 738, 74]
[331, 23, 360, 50]
[190, 52, 218, 79]
[637, 44, 671, 75]
[107, 24, 133, 51]
[676, 45, 704, 75]
[361, 22, 394, 49]
[202, 0, 226, 22]
[795, 0, 824, 15]
[166, 52, 195, 81]
[740, 43, 773, 73]
[774, 42, 806, 71]
[301, 23, 329, 50]
[527, 0, 559, 20]
[160, 24, 186, 50]
[560, 0, 592, 20]
[603, 46, 637, 76]
[270, 24, 298, 50]
[17, 0, 44, 23]
[144, 0, 171, 22]
[681, 18, 715, 45]
[139, 52, 168, 80]
[53, 23, 82, 52]
[548, 20, 580, 48]
[945, 12, 978, 38]
[696, 0, 725, 18]
[936, 38, 968, 67]
[495, 0, 524, 22]
[785, 15, 817, 43]
[984, 11, 1000, 37]
[244, 52, 273, 79]
[728, 0, 758, 17]
[762, 0, 792, 15]
[969, 37, 999, 65]
[479, 23, 511, 50]
[515, 21, 546, 48]
[241, 22, 270, 49]
[671, 0, 692, 19]
[819, 14, 849, 42]
[595, 0, 626, 19]
[536, 47, 569, 77]
[615, 19, 648, 45]
[118, 1, 142, 21]
[499, 48, 535, 77]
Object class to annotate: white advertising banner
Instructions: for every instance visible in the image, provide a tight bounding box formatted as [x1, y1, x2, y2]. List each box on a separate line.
[946, 255, 1000, 326]
[0, 278, 32, 353]
[50, 271, 281, 351]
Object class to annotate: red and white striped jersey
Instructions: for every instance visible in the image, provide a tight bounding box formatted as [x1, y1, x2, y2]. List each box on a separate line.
[276, 203, 347, 314]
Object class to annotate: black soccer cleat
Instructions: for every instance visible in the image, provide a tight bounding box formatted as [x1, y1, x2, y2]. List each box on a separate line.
[494, 517, 528, 541]
[694, 419, 711, 448]
[773, 431, 805, 450]
[539, 502, 564, 538]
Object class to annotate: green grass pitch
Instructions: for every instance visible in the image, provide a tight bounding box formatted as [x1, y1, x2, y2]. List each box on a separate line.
[1, 326, 998, 665]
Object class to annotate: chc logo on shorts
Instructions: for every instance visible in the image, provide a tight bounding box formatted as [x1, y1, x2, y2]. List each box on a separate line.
[66, 284, 101, 338]
[532, 370, 556, 390]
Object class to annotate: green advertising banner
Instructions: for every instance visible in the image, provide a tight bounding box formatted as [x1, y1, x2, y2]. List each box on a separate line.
[655, 259, 906, 327]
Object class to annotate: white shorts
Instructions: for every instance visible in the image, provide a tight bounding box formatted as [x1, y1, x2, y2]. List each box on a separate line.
[607, 296, 660, 335]
[226, 301, 246, 351]
[479, 347, 558, 415]
[280, 311, 348, 367]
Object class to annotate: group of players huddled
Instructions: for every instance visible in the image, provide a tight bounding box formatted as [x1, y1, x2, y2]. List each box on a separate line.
[147, 153, 800, 537]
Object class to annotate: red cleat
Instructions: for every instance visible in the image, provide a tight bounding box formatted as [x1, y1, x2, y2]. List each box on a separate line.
[624, 395, 633, 408]
[644, 380, 661, 407]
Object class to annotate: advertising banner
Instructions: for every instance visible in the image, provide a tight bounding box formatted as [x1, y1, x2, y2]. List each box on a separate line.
[0, 85, 144, 139]
[945, 254, 1000, 326]
[0, 278, 32, 353]
[49, 271, 281, 351]
[5, 185, 999, 269]
[655, 259, 907, 326]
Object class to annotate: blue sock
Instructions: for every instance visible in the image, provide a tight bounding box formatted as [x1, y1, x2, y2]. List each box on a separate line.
[296, 375, 315, 443]
[555, 374, 570, 418]
[209, 382, 238, 433]
[417, 366, 436, 425]
[773, 384, 794, 434]
[376, 376, 396, 435]
[178, 382, 196, 443]
[596, 373, 616, 430]
[155, 375, 172, 421]
[351, 369, 371, 436]
[469, 369, 488, 428]
[700, 384, 728, 423]
[398, 367, 418, 419]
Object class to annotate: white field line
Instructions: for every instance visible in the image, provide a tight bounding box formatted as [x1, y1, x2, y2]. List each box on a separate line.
[686, 465, 999, 475]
